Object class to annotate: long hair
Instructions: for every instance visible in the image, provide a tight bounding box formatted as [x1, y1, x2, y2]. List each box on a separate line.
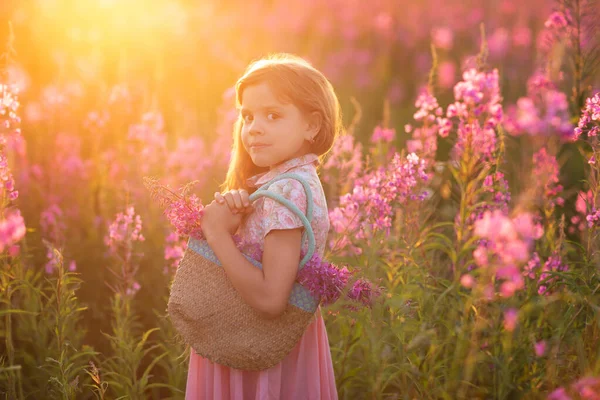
[221, 53, 343, 193]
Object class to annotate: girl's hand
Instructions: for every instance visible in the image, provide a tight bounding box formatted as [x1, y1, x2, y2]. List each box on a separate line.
[214, 189, 254, 215]
[201, 200, 243, 241]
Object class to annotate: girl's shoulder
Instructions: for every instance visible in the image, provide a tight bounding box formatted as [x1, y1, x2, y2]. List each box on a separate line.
[267, 164, 324, 202]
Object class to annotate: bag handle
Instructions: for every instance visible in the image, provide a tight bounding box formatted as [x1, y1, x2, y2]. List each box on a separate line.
[247, 173, 315, 269]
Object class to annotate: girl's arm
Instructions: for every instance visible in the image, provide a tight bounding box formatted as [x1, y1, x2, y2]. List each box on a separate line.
[205, 227, 302, 319]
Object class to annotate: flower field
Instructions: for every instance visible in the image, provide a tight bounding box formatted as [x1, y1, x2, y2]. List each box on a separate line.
[0, 0, 599, 398]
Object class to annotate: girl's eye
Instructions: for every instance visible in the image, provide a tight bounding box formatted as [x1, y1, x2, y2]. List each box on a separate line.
[267, 113, 279, 120]
[243, 114, 253, 123]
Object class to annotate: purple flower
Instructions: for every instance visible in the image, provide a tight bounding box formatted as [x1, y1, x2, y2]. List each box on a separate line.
[347, 279, 381, 307]
[297, 254, 353, 306]
[538, 253, 567, 295]
[523, 252, 541, 279]
[544, 11, 570, 30]
[469, 171, 511, 224]
[586, 208, 600, 228]
[574, 93, 600, 140]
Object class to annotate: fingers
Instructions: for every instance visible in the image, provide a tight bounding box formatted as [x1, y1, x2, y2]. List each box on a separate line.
[214, 190, 253, 214]
[240, 190, 250, 208]
[229, 190, 245, 209]
[214, 192, 225, 204]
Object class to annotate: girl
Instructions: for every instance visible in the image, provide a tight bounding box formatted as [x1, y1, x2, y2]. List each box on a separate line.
[186, 53, 341, 399]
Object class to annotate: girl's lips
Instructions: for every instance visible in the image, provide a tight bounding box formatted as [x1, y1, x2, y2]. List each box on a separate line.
[250, 144, 270, 150]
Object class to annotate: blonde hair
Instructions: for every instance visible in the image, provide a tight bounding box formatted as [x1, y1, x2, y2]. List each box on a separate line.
[221, 53, 343, 193]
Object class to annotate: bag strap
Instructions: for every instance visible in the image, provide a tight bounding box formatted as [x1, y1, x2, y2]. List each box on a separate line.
[247, 173, 315, 269]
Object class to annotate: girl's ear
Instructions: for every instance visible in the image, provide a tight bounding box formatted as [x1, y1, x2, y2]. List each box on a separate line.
[306, 111, 322, 137]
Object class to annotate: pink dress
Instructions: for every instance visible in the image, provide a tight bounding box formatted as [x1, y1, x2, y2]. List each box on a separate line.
[185, 153, 338, 400]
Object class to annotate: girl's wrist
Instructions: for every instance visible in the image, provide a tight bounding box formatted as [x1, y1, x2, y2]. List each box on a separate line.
[204, 226, 229, 245]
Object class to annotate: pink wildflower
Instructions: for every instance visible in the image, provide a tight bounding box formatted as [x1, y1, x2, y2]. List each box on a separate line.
[125, 281, 142, 297]
[460, 274, 475, 288]
[347, 279, 381, 307]
[104, 206, 145, 256]
[548, 387, 572, 400]
[532, 147, 564, 207]
[534, 340, 547, 357]
[323, 133, 363, 187]
[505, 71, 572, 140]
[573, 92, 600, 140]
[104, 206, 145, 297]
[407, 90, 448, 163]
[523, 252, 541, 279]
[503, 308, 518, 332]
[164, 231, 187, 274]
[573, 376, 600, 399]
[370, 126, 396, 143]
[328, 152, 428, 255]
[167, 137, 213, 188]
[144, 177, 205, 239]
[447, 68, 503, 162]
[296, 254, 353, 306]
[0, 210, 26, 253]
[472, 210, 542, 298]
[127, 112, 167, 175]
[0, 83, 22, 140]
[538, 253, 567, 295]
[164, 195, 204, 239]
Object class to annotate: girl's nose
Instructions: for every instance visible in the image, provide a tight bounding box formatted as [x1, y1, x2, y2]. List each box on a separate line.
[249, 120, 264, 136]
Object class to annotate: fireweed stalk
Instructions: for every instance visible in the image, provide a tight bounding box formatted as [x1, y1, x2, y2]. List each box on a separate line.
[102, 206, 166, 398]
[104, 206, 145, 297]
[433, 45, 515, 394]
[0, 82, 25, 252]
[0, 38, 27, 399]
[443, 64, 504, 277]
[42, 242, 97, 399]
[574, 92, 600, 259]
[405, 90, 452, 167]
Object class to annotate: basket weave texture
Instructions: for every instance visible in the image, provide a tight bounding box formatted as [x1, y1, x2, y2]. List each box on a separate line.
[168, 250, 316, 371]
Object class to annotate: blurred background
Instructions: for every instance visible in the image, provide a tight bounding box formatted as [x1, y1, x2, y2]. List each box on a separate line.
[1, 0, 599, 397]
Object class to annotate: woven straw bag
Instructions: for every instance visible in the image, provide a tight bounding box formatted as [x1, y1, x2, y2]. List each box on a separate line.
[167, 173, 320, 371]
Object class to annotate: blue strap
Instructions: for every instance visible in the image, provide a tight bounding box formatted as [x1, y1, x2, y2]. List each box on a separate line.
[247, 173, 315, 269]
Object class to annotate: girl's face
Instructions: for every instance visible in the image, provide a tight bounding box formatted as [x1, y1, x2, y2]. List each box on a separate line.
[240, 82, 316, 169]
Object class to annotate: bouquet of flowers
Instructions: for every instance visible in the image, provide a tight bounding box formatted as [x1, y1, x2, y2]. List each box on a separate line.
[143, 177, 205, 239]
